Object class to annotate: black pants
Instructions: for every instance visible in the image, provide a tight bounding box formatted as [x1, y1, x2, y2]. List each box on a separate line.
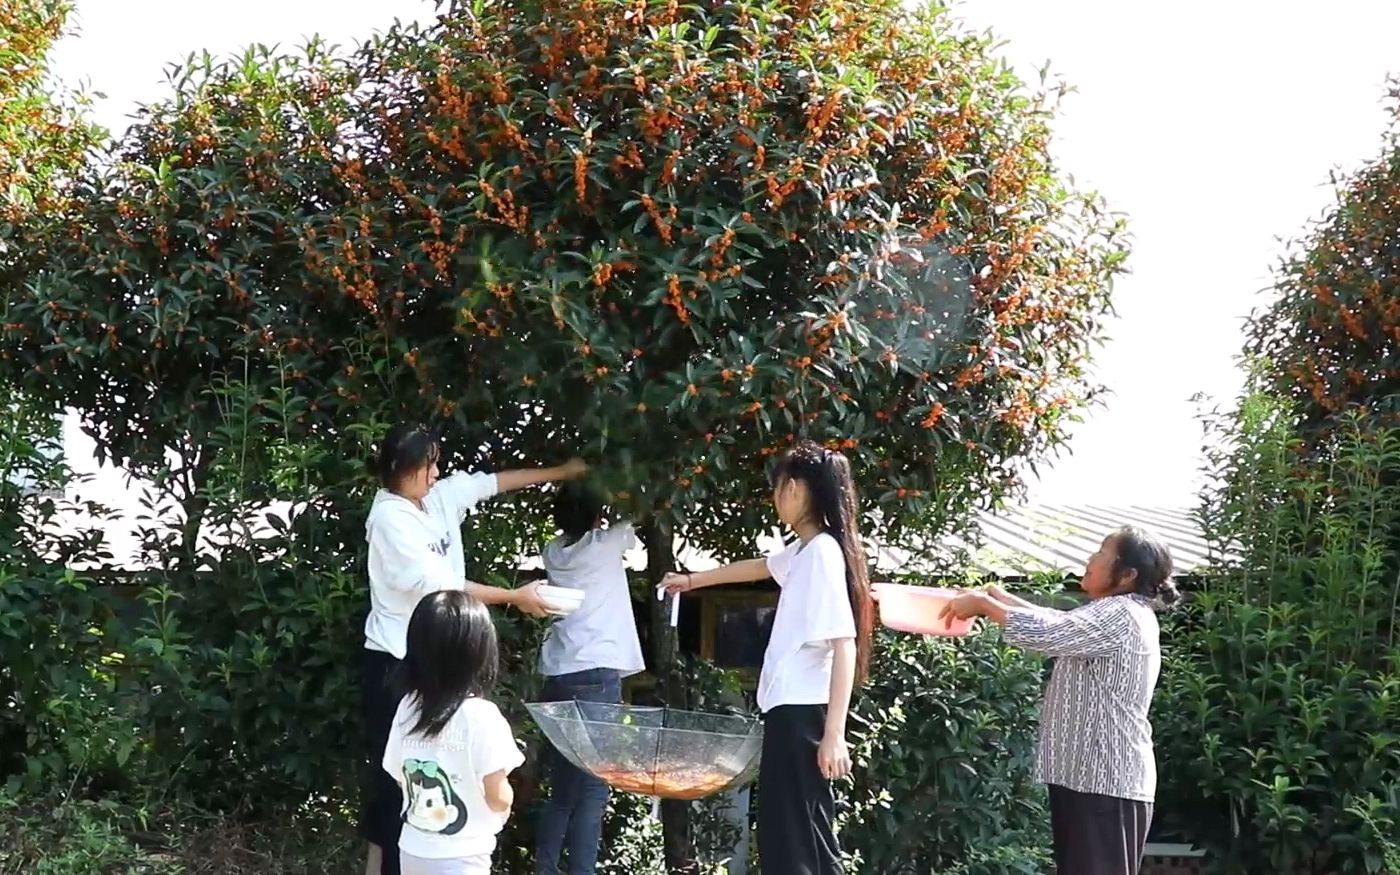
[1048, 784, 1153, 875]
[758, 705, 842, 875]
[360, 648, 404, 875]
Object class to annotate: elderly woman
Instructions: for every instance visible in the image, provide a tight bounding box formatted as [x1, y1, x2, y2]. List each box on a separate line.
[941, 526, 1178, 875]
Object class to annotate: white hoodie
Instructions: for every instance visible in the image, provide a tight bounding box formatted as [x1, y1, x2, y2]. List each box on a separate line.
[364, 471, 498, 659]
[537, 523, 646, 678]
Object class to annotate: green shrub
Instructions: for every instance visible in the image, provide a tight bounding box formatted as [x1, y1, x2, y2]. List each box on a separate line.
[598, 793, 668, 874]
[840, 627, 1051, 875]
[0, 386, 145, 796]
[1155, 390, 1400, 874]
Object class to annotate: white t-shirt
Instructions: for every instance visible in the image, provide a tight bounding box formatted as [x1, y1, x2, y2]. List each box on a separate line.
[364, 471, 498, 658]
[382, 696, 525, 860]
[537, 524, 646, 678]
[757, 532, 857, 714]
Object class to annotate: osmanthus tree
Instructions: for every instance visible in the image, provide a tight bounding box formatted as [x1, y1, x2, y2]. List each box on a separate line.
[4, 0, 1126, 559]
[356, 0, 1132, 565]
[0, 0, 1125, 860]
[0, 0, 97, 221]
[0, 0, 87, 430]
[1245, 83, 1400, 444]
[1, 0, 100, 351]
[0, 0, 105, 575]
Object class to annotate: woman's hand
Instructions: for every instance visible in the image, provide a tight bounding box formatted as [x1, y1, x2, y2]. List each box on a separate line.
[940, 591, 989, 621]
[979, 583, 1014, 605]
[817, 731, 852, 781]
[661, 571, 694, 596]
[511, 581, 551, 618]
[975, 584, 1039, 613]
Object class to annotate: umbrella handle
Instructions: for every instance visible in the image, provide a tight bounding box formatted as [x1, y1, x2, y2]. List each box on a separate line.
[655, 583, 680, 628]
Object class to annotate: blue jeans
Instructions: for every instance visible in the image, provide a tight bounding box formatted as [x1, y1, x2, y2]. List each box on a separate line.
[536, 669, 622, 875]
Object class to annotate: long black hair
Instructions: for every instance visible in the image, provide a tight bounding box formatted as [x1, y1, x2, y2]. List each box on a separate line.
[771, 440, 875, 684]
[1111, 526, 1181, 607]
[401, 590, 500, 737]
[369, 423, 440, 489]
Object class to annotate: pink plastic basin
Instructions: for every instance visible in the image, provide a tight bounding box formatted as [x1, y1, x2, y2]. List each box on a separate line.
[872, 583, 976, 637]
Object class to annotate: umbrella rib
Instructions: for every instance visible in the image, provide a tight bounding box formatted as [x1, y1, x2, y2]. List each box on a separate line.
[651, 705, 668, 798]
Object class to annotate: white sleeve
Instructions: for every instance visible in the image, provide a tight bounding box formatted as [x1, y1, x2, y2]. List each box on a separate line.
[381, 699, 408, 790]
[434, 471, 499, 524]
[473, 702, 526, 777]
[765, 541, 800, 587]
[798, 538, 857, 644]
[369, 511, 461, 595]
[607, 523, 640, 554]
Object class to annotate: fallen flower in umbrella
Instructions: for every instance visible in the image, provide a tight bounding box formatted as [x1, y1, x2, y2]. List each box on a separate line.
[526, 701, 762, 800]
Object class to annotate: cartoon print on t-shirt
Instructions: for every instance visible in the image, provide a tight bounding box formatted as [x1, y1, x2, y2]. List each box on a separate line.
[402, 758, 468, 835]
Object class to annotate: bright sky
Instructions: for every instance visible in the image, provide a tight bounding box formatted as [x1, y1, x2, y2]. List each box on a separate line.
[44, 0, 1400, 547]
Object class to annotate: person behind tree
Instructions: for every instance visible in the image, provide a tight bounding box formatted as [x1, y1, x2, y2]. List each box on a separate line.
[383, 589, 525, 875]
[534, 482, 646, 875]
[360, 423, 586, 875]
[664, 440, 874, 875]
[939, 527, 1179, 875]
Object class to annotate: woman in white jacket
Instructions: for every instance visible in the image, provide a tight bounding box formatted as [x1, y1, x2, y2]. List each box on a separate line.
[360, 423, 586, 875]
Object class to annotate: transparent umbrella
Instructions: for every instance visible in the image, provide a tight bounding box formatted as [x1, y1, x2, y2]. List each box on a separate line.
[526, 701, 763, 800]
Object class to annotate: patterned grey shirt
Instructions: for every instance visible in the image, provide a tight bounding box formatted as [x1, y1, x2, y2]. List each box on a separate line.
[1003, 594, 1161, 803]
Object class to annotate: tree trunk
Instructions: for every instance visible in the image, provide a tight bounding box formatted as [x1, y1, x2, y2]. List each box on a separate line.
[177, 441, 215, 570]
[642, 519, 697, 875]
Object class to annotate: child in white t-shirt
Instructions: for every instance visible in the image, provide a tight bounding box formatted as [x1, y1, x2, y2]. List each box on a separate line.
[535, 483, 644, 875]
[663, 441, 874, 875]
[384, 590, 525, 875]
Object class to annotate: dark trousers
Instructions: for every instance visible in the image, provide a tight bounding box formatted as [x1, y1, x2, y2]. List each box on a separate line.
[758, 705, 842, 875]
[1049, 784, 1154, 875]
[536, 669, 623, 875]
[360, 648, 404, 875]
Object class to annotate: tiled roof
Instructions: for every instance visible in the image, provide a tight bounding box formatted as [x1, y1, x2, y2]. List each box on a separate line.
[545, 504, 1219, 580]
[964, 504, 1215, 576]
[865, 504, 1218, 578]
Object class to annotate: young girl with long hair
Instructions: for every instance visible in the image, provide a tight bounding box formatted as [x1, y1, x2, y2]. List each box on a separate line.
[940, 526, 1179, 875]
[383, 589, 524, 875]
[664, 440, 874, 875]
